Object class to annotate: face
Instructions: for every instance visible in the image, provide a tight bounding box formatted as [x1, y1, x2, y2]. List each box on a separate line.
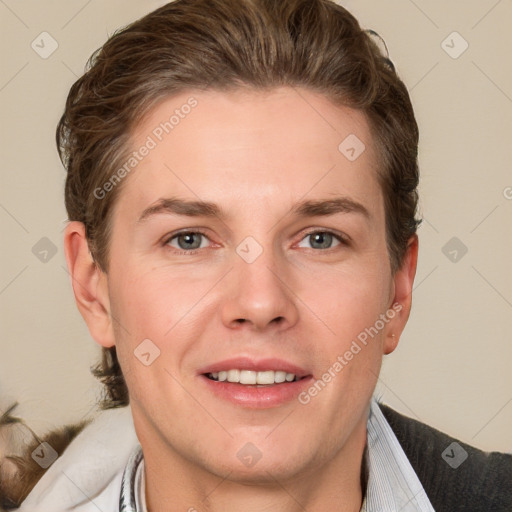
[70, 87, 416, 484]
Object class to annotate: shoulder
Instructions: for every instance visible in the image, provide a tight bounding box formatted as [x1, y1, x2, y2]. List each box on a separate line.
[17, 405, 139, 512]
[378, 402, 512, 512]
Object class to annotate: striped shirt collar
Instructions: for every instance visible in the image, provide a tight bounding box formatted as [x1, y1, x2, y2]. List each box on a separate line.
[362, 396, 435, 511]
[120, 396, 435, 511]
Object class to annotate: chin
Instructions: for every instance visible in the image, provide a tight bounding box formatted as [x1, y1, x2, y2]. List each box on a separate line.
[196, 441, 315, 484]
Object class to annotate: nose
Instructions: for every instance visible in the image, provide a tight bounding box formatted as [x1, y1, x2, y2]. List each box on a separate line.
[220, 242, 299, 333]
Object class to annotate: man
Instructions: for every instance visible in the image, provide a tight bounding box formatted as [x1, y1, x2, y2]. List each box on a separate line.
[6, 0, 511, 510]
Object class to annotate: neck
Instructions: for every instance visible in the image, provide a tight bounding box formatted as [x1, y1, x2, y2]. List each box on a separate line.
[139, 413, 368, 512]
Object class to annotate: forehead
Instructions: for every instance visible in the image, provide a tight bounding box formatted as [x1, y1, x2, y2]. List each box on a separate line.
[114, 87, 383, 226]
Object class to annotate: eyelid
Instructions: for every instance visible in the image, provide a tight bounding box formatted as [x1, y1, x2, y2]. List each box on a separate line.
[163, 228, 210, 241]
[301, 227, 350, 241]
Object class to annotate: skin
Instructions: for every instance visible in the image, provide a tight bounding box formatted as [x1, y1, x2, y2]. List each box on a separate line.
[65, 87, 418, 512]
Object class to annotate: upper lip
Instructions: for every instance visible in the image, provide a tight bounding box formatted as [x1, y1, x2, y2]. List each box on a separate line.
[198, 357, 311, 378]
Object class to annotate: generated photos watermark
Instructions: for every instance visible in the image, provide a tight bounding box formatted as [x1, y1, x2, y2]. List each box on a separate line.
[298, 302, 402, 405]
[93, 96, 198, 200]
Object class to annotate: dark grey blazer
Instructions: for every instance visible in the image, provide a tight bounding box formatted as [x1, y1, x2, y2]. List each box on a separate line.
[379, 403, 512, 512]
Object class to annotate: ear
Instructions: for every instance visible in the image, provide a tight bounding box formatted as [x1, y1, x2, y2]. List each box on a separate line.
[383, 234, 419, 355]
[63, 221, 115, 348]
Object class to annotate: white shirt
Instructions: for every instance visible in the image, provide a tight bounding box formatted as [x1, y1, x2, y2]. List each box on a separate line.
[362, 397, 435, 511]
[18, 396, 435, 511]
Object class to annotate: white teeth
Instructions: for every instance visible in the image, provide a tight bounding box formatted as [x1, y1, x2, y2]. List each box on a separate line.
[274, 371, 287, 383]
[240, 370, 257, 384]
[207, 369, 299, 384]
[256, 371, 274, 385]
[226, 369, 240, 383]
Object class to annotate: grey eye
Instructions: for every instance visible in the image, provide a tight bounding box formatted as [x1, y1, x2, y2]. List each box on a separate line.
[298, 231, 342, 250]
[168, 232, 206, 250]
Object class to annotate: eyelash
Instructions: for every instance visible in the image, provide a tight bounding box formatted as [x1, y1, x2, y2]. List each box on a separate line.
[162, 228, 349, 255]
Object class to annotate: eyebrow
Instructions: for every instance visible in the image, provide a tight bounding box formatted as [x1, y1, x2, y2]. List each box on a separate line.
[137, 196, 371, 223]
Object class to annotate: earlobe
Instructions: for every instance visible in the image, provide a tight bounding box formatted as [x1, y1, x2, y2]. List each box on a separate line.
[385, 333, 398, 354]
[383, 235, 419, 355]
[63, 221, 115, 348]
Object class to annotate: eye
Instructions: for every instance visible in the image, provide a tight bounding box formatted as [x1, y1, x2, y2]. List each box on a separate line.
[164, 231, 210, 252]
[162, 229, 348, 254]
[297, 230, 347, 250]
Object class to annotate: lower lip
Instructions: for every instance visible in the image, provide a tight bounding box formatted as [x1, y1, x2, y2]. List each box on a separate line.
[199, 375, 314, 408]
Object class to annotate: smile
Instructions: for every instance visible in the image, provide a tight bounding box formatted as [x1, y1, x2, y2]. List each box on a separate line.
[205, 369, 300, 385]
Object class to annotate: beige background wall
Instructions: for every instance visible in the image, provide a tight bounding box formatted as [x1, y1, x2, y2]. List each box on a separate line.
[1, 0, 511, 453]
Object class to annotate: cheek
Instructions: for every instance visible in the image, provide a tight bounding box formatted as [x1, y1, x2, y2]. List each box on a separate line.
[298, 269, 390, 416]
[110, 268, 202, 340]
[107, 266, 217, 384]
[107, 274, 186, 403]
[301, 262, 391, 343]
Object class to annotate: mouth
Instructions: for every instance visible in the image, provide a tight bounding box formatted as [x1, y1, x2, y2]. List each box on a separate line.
[204, 369, 303, 385]
[198, 358, 313, 408]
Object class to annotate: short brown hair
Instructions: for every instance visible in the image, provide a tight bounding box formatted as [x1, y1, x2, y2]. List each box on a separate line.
[57, 0, 421, 409]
